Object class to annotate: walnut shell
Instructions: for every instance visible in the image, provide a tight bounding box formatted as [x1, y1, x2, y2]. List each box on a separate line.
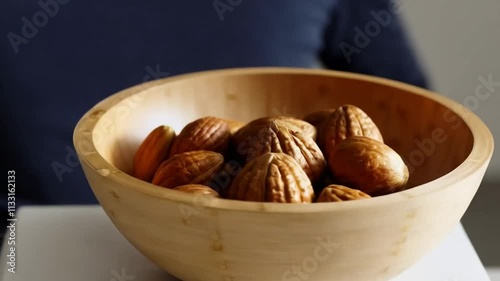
[241, 116, 317, 140]
[317, 185, 371, 202]
[318, 104, 384, 158]
[328, 136, 409, 196]
[233, 119, 325, 183]
[276, 116, 317, 141]
[152, 150, 224, 189]
[169, 116, 231, 157]
[132, 125, 176, 182]
[173, 184, 220, 197]
[226, 152, 315, 203]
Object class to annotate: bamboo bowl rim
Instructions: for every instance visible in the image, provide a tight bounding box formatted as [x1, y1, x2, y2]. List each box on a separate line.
[73, 67, 494, 213]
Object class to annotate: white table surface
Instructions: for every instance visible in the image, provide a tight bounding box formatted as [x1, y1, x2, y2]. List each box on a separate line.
[0, 206, 491, 281]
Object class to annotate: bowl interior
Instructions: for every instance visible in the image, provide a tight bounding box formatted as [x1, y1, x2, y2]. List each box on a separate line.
[89, 69, 474, 190]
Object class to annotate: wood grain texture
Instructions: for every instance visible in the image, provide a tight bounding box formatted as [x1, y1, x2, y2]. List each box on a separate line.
[73, 67, 494, 281]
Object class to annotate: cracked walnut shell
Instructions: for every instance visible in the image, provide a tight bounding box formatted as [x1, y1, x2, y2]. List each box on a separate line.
[226, 152, 315, 203]
[152, 150, 224, 189]
[169, 116, 231, 157]
[318, 104, 384, 157]
[233, 119, 325, 183]
[240, 116, 317, 140]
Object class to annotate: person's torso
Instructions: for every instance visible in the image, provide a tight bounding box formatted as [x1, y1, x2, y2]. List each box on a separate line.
[0, 0, 338, 204]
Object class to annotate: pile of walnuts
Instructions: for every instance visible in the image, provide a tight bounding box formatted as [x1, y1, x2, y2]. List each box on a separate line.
[131, 104, 409, 203]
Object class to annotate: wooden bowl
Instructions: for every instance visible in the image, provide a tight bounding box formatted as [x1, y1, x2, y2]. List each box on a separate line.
[73, 68, 494, 281]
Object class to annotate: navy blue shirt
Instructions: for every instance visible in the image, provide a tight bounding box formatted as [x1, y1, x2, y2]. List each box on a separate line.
[1, 0, 429, 208]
